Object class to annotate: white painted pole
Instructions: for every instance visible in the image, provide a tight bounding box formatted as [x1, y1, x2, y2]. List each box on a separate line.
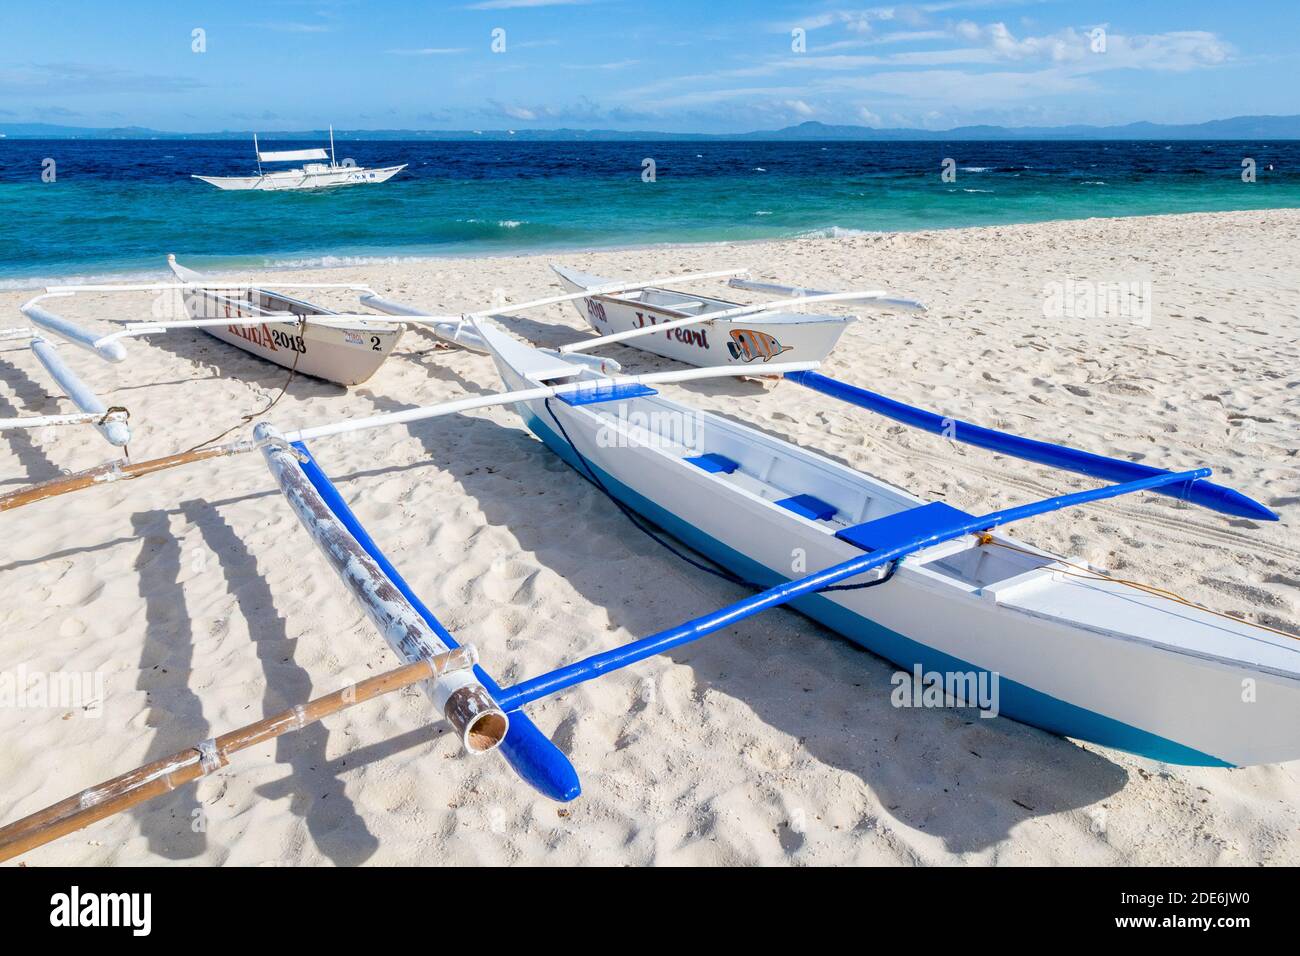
[283, 360, 820, 444]
[44, 282, 376, 294]
[358, 294, 490, 353]
[0, 411, 119, 430]
[728, 277, 926, 313]
[376, 268, 750, 330]
[29, 337, 130, 446]
[21, 298, 127, 363]
[93, 313, 397, 349]
[558, 290, 892, 354]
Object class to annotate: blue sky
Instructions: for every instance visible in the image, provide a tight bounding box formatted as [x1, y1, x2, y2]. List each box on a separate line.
[1, 0, 1296, 132]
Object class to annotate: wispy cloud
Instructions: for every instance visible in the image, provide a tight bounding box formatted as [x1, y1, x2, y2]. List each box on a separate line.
[563, 59, 639, 70]
[388, 48, 468, 56]
[0, 62, 202, 96]
[465, 0, 597, 9]
[257, 21, 334, 33]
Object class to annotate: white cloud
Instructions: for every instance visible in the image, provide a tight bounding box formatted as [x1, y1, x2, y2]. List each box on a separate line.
[784, 99, 818, 116]
[858, 106, 882, 125]
[501, 104, 538, 120]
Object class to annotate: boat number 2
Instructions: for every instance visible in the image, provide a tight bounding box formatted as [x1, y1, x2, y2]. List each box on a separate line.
[370, 335, 382, 350]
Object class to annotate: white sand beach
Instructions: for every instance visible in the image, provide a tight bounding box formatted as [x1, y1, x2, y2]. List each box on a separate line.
[1, 208, 1297, 866]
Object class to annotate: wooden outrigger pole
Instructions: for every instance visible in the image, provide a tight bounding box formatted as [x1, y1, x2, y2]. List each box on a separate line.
[0, 650, 475, 864]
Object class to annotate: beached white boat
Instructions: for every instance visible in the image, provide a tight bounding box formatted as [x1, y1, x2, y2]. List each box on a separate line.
[472, 319, 1297, 769]
[166, 257, 403, 385]
[192, 128, 406, 191]
[550, 265, 923, 367]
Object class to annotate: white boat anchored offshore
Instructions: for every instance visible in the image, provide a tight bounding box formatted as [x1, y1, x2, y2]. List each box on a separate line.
[191, 126, 406, 191]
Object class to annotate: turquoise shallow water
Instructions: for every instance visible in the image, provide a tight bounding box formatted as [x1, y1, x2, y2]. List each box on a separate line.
[1, 139, 1297, 283]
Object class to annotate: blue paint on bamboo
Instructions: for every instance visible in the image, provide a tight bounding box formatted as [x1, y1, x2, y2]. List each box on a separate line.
[292, 441, 582, 802]
[789, 370, 1278, 522]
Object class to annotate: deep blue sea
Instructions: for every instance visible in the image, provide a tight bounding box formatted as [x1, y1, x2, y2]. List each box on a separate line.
[1, 139, 1297, 284]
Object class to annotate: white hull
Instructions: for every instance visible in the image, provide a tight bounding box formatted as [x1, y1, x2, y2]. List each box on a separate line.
[553, 266, 853, 367]
[477, 321, 1300, 768]
[170, 260, 402, 385]
[192, 164, 406, 192]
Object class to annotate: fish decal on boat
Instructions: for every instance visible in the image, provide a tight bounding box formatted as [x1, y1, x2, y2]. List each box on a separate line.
[727, 328, 792, 362]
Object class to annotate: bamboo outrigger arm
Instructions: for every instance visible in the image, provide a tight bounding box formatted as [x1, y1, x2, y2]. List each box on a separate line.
[0, 649, 477, 864]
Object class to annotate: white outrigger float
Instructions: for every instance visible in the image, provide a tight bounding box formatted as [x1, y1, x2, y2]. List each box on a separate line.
[192, 127, 406, 191]
[0, 276, 1292, 860]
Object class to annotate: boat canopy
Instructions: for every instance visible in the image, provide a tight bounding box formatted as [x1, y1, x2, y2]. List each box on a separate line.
[258, 148, 329, 163]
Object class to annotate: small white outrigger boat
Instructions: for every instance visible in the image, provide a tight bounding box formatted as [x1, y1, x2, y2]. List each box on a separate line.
[15, 257, 404, 388]
[550, 265, 924, 367]
[191, 127, 406, 191]
[165, 257, 403, 385]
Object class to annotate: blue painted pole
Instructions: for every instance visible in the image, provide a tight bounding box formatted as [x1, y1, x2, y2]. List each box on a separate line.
[789, 370, 1277, 522]
[497, 468, 1210, 710]
[293, 442, 582, 802]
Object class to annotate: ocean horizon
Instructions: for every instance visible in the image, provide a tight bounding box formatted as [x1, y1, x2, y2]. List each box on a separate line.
[2, 138, 1297, 284]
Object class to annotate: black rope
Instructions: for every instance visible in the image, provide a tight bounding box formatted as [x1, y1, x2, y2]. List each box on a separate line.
[541, 398, 897, 595]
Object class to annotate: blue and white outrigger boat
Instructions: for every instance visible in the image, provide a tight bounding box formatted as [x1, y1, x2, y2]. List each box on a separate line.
[1, 277, 1293, 858]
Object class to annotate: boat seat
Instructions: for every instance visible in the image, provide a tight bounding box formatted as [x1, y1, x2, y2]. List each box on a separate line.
[836, 501, 975, 553]
[685, 452, 740, 474]
[775, 494, 837, 521]
[556, 383, 657, 407]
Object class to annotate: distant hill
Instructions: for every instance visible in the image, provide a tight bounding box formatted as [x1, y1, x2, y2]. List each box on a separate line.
[3, 115, 1299, 141]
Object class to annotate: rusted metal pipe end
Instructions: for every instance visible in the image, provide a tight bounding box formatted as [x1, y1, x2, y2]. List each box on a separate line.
[443, 684, 509, 754]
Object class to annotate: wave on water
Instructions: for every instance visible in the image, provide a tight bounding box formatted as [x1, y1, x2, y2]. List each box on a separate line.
[793, 225, 878, 239]
[262, 253, 440, 270]
[755, 210, 773, 216]
[961, 166, 990, 172]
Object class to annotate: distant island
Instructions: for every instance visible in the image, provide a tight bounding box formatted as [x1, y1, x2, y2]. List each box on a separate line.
[2, 115, 1299, 142]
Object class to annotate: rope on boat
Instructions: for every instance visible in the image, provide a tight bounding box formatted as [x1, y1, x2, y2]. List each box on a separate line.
[542, 398, 898, 595]
[976, 534, 1299, 641]
[183, 313, 309, 453]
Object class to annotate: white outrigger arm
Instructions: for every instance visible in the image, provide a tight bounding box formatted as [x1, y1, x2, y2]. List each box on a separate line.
[359, 267, 751, 352]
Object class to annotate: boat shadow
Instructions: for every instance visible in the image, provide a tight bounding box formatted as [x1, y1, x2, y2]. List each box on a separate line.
[112, 327, 351, 401]
[176, 497, 380, 865]
[0, 351, 67, 485]
[118, 496, 377, 864]
[345, 398, 1128, 856]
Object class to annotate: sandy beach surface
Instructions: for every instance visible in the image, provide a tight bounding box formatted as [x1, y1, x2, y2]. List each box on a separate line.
[1, 208, 1297, 866]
